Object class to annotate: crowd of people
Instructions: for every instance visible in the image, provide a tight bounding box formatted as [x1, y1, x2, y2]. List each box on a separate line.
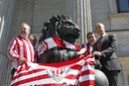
[7, 22, 121, 86]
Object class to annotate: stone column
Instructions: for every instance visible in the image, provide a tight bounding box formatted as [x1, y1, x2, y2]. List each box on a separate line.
[0, 0, 16, 85]
[66, 0, 92, 44]
[0, 0, 35, 85]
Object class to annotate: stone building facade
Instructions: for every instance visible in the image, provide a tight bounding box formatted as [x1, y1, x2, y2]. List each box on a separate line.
[0, 0, 129, 86]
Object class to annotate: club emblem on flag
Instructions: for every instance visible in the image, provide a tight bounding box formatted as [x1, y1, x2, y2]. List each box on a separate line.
[47, 67, 70, 82]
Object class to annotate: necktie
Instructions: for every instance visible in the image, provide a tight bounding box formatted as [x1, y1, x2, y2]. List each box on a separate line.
[87, 43, 91, 55]
[97, 37, 102, 51]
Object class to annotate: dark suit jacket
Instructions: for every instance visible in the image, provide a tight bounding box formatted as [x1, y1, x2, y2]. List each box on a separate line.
[93, 34, 121, 72]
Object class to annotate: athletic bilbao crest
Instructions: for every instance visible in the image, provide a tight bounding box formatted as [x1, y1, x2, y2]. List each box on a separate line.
[47, 67, 69, 82]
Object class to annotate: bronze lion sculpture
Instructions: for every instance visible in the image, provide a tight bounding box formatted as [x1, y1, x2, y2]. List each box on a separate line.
[38, 15, 81, 63]
[38, 15, 109, 86]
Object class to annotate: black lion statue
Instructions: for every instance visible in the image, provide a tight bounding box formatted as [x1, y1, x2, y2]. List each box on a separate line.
[38, 15, 109, 86]
[38, 15, 82, 63]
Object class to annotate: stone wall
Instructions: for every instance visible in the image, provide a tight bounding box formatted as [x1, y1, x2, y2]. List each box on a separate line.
[118, 57, 129, 86]
[90, 0, 111, 30]
[108, 31, 129, 57]
[109, 13, 129, 30]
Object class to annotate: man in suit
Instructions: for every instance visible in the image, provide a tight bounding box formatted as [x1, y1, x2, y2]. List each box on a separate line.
[93, 23, 121, 86]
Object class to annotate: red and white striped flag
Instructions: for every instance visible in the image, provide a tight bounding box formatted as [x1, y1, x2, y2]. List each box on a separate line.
[11, 55, 95, 86]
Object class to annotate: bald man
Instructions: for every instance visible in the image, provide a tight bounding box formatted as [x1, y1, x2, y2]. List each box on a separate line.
[93, 23, 121, 86]
[8, 23, 35, 78]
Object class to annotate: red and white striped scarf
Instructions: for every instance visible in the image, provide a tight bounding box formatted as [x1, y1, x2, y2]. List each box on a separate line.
[38, 37, 81, 55]
[82, 43, 93, 56]
[11, 55, 95, 86]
